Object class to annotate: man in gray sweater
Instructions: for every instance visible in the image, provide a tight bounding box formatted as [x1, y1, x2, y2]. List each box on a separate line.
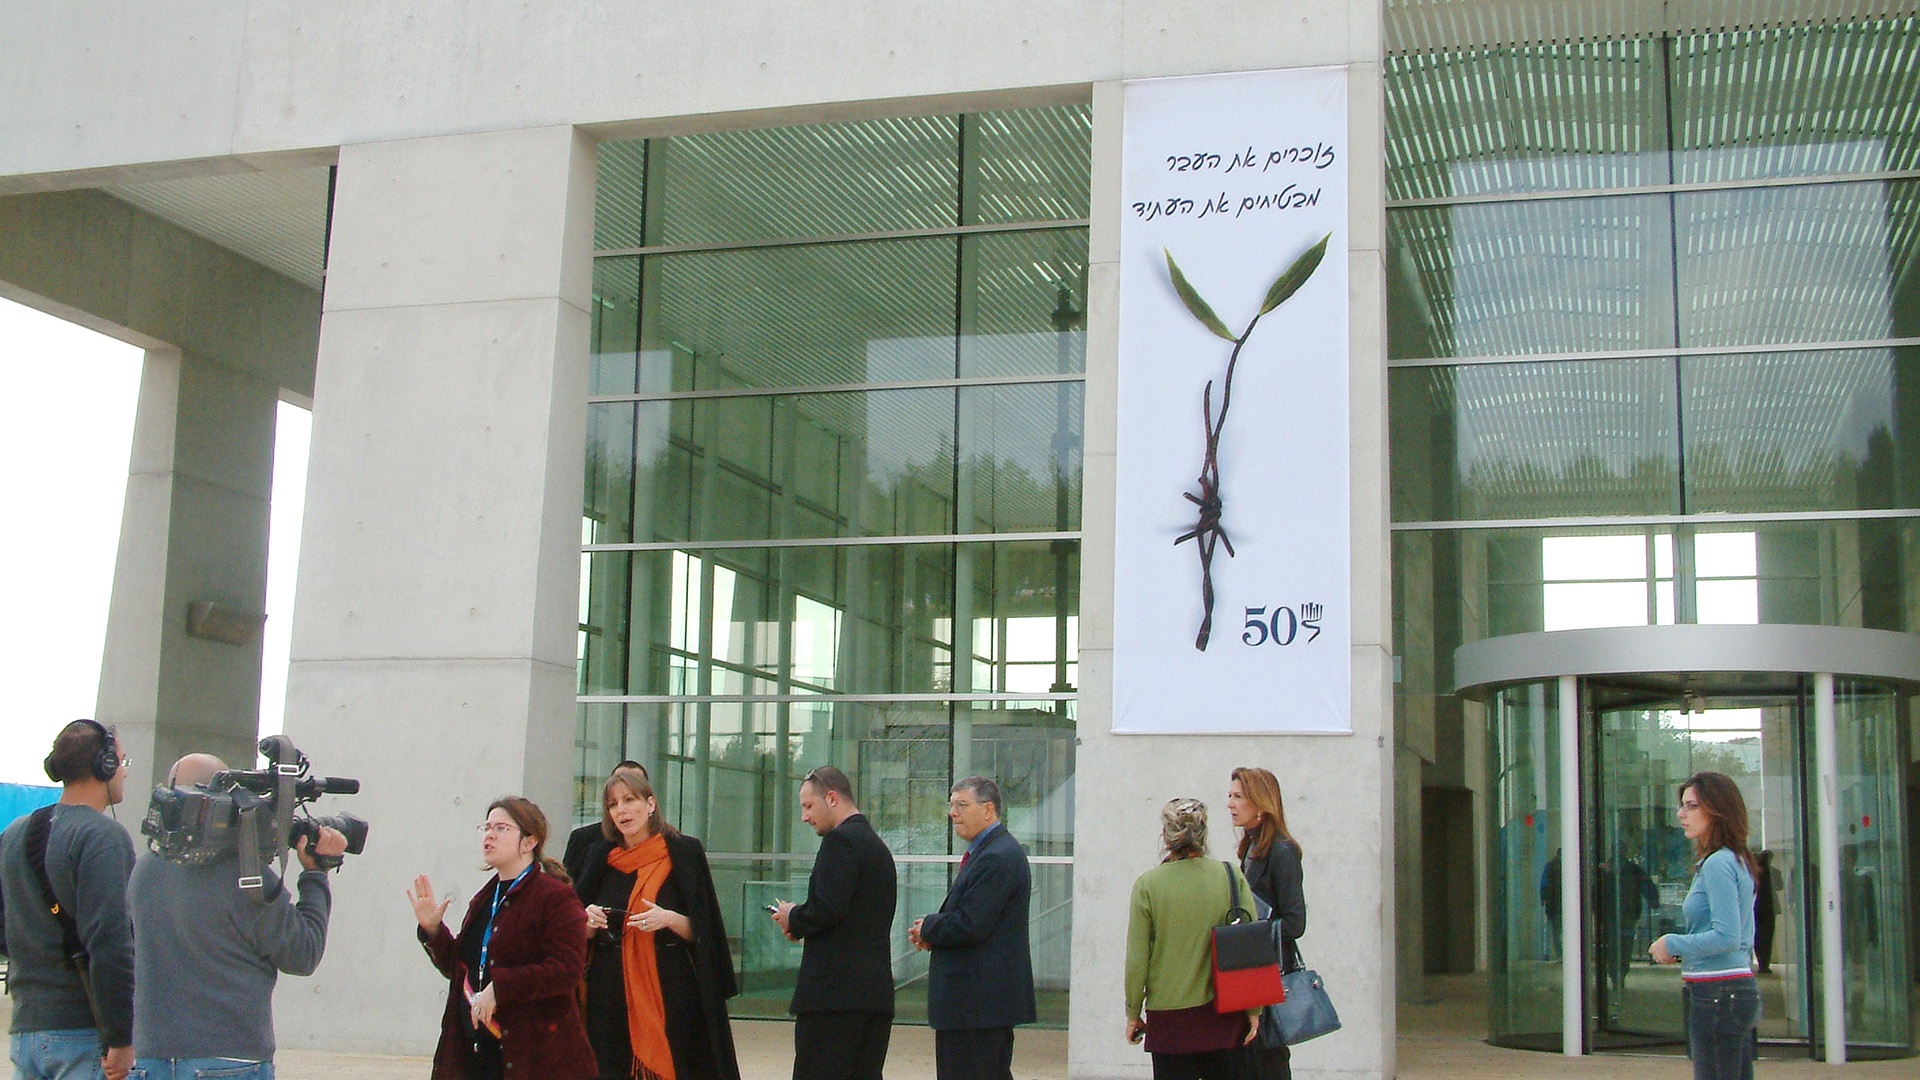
[125, 754, 344, 1078]
[0, 719, 136, 1080]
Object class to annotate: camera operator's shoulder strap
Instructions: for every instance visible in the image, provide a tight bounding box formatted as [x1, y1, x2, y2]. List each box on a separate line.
[24, 806, 88, 964]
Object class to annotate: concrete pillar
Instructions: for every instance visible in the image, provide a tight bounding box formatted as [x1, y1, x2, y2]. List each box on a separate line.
[95, 347, 280, 820]
[1070, 48, 1394, 1080]
[276, 126, 594, 1052]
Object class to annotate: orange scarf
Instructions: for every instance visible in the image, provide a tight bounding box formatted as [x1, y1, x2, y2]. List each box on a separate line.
[608, 833, 675, 1080]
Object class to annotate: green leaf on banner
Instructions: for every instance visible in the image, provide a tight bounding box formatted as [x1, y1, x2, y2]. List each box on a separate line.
[1164, 249, 1237, 341]
[1258, 233, 1331, 316]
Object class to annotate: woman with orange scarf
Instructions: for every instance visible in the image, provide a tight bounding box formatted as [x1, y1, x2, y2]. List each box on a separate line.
[576, 766, 741, 1080]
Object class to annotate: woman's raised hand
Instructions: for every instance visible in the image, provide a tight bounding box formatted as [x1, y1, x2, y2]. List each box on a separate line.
[408, 874, 453, 934]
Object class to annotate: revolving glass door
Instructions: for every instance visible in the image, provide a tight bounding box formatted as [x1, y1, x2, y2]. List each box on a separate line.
[1588, 679, 1810, 1050]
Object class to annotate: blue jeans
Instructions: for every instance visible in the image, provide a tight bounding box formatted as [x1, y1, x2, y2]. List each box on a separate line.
[1685, 977, 1760, 1080]
[9, 1030, 105, 1080]
[130, 1060, 272, 1080]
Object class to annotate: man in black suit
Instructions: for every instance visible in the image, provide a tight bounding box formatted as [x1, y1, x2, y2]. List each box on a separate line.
[562, 760, 645, 881]
[772, 766, 897, 1080]
[908, 776, 1034, 1080]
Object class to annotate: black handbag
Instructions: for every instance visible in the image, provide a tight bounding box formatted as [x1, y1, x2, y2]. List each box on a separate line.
[1210, 863, 1286, 1013]
[1262, 943, 1341, 1045]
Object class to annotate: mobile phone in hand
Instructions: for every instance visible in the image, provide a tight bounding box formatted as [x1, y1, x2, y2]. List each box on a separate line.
[764, 902, 780, 914]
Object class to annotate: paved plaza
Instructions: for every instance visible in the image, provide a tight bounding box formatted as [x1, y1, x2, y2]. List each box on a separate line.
[5, 973, 1915, 1078]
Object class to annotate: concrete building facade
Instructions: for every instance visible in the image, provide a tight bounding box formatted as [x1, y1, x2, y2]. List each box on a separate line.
[2, 1, 1914, 1075]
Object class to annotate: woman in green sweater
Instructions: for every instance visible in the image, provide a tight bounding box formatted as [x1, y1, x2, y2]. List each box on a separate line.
[1124, 797, 1261, 1079]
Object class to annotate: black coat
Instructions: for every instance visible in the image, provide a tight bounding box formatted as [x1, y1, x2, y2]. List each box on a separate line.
[787, 813, 897, 1015]
[561, 822, 604, 884]
[918, 823, 1036, 1030]
[1241, 838, 1306, 971]
[573, 830, 742, 1080]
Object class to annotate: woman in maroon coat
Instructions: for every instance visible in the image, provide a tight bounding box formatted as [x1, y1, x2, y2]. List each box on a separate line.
[407, 795, 597, 1080]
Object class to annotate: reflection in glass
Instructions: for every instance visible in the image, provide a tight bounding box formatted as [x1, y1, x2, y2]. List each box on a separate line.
[1386, 40, 1670, 202]
[643, 116, 962, 246]
[594, 140, 647, 251]
[1677, 182, 1898, 348]
[1669, 21, 1920, 182]
[640, 238, 958, 391]
[592, 383, 1083, 544]
[1388, 197, 1677, 360]
[960, 229, 1089, 378]
[1389, 359, 1679, 521]
[1487, 680, 1564, 1050]
[1386, 19, 1920, 200]
[1681, 347, 1916, 513]
[964, 107, 1094, 225]
[1824, 679, 1913, 1053]
[579, 542, 1078, 699]
[591, 257, 641, 394]
[1391, 519, 1920, 699]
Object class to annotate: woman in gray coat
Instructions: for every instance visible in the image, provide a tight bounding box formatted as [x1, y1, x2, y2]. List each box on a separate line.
[1228, 767, 1306, 1080]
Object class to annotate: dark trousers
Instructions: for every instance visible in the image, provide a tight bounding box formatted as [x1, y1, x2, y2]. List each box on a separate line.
[1250, 1040, 1292, 1080]
[1150, 1047, 1256, 1080]
[794, 1011, 892, 1080]
[1684, 978, 1760, 1080]
[934, 1027, 1014, 1080]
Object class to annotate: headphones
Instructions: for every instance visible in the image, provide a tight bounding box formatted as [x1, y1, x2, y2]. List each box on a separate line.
[43, 719, 121, 784]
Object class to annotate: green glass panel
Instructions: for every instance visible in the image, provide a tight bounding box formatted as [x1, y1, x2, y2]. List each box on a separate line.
[616, 390, 954, 542]
[1676, 181, 1918, 348]
[579, 550, 631, 695]
[580, 541, 1078, 698]
[964, 105, 1093, 224]
[595, 139, 647, 251]
[1681, 347, 1920, 513]
[1388, 359, 1679, 522]
[643, 116, 960, 246]
[585, 401, 636, 545]
[962, 382, 1083, 534]
[1671, 20, 1920, 183]
[1392, 520, 1920, 695]
[1385, 40, 1670, 202]
[1825, 678, 1914, 1052]
[591, 257, 641, 394]
[639, 237, 956, 391]
[959, 229, 1088, 377]
[1388, 197, 1677, 360]
[1485, 679, 1565, 1050]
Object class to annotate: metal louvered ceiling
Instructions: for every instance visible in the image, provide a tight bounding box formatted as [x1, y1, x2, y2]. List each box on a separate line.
[106, 168, 331, 290]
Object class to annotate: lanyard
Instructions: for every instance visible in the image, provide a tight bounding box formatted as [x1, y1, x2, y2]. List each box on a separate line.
[477, 863, 534, 982]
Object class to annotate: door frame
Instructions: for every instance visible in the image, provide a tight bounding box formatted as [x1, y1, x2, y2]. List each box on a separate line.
[1456, 624, 1920, 1061]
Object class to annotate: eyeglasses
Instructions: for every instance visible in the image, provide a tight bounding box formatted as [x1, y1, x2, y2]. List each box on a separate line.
[118, 755, 133, 770]
[1679, 800, 1703, 812]
[476, 822, 521, 836]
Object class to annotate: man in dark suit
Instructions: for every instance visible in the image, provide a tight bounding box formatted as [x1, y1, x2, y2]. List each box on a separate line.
[561, 759, 645, 881]
[771, 766, 897, 1080]
[909, 776, 1034, 1080]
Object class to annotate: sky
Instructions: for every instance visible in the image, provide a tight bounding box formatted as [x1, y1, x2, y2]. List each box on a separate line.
[0, 296, 308, 786]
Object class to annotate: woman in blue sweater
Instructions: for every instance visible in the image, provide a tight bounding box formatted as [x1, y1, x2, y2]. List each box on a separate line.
[1650, 771, 1759, 1080]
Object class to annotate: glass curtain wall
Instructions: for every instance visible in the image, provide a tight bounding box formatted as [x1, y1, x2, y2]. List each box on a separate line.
[1389, 15, 1920, 1055]
[582, 107, 1090, 1024]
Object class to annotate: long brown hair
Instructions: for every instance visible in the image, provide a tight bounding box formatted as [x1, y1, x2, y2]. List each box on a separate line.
[1231, 766, 1299, 860]
[1679, 772, 1757, 878]
[488, 795, 570, 884]
[600, 766, 676, 843]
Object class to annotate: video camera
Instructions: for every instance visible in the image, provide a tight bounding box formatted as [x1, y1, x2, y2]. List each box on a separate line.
[142, 735, 368, 896]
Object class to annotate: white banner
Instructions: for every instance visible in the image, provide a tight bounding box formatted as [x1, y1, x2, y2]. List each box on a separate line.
[1113, 67, 1351, 735]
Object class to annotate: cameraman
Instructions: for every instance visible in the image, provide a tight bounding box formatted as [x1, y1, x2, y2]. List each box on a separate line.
[125, 754, 346, 1079]
[0, 719, 136, 1080]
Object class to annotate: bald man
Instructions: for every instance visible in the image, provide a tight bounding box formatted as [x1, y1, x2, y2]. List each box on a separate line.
[125, 754, 347, 1079]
